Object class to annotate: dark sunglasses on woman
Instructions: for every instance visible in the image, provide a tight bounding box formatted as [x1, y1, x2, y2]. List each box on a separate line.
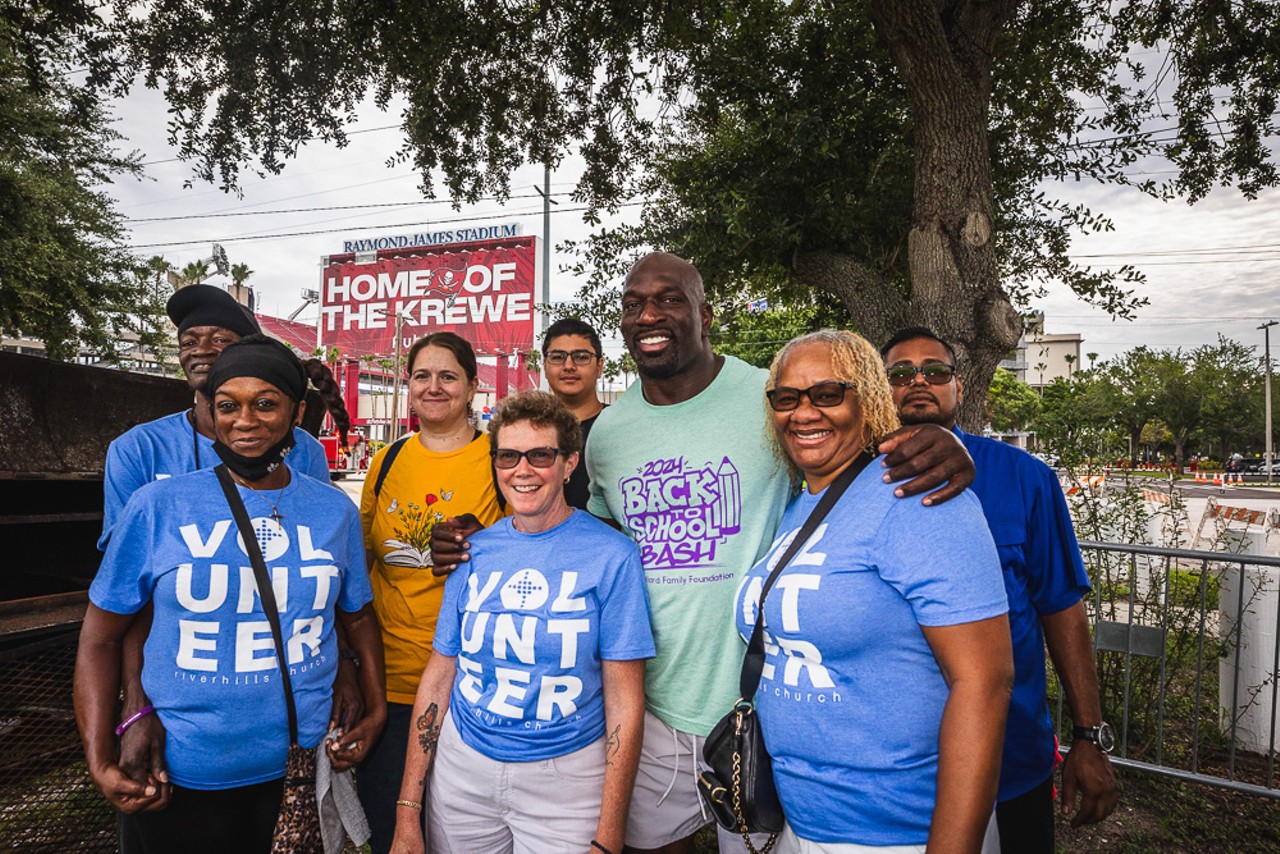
[491, 447, 566, 468]
[766, 381, 857, 412]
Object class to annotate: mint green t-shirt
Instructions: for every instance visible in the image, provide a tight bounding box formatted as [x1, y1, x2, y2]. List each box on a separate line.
[587, 355, 793, 735]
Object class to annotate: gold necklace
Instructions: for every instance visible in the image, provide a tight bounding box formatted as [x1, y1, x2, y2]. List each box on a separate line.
[232, 474, 288, 523]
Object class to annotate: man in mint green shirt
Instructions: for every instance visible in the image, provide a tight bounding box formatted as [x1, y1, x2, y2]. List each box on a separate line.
[586, 252, 975, 853]
[434, 251, 974, 853]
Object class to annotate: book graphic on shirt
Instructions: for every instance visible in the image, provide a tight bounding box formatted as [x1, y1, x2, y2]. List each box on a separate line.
[381, 489, 448, 568]
[618, 455, 742, 571]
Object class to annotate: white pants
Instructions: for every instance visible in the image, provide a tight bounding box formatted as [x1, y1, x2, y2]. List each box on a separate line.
[776, 811, 1000, 854]
[625, 710, 774, 852]
[427, 712, 605, 854]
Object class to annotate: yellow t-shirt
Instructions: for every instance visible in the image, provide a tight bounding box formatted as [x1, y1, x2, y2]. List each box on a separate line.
[360, 432, 507, 704]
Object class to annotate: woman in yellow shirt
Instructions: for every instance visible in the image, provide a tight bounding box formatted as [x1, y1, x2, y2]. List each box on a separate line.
[357, 331, 507, 854]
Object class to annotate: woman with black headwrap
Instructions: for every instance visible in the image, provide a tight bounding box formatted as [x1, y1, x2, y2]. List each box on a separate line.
[76, 336, 386, 853]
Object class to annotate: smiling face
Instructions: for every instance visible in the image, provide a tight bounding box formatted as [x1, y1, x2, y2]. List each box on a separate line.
[543, 333, 603, 404]
[212, 376, 302, 456]
[772, 341, 869, 494]
[494, 420, 578, 532]
[883, 336, 963, 429]
[408, 344, 478, 430]
[179, 326, 242, 394]
[619, 253, 712, 381]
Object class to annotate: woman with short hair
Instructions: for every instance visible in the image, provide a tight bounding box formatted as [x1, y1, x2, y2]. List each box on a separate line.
[389, 390, 653, 854]
[735, 329, 1013, 853]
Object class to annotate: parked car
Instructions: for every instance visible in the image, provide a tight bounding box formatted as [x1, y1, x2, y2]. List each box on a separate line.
[1032, 451, 1060, 468]
[1226, 456, 1272, 474]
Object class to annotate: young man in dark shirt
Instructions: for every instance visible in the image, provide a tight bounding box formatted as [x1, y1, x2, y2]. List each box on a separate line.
[541, 318, 607, 510]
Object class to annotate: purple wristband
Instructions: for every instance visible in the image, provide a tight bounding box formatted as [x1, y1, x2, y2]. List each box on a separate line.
[115, 705, 156, 737]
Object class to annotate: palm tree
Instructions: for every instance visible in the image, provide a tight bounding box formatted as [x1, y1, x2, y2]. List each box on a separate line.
[145, 256, 174, 296]
[180, 260, 210, 285]
[230, 262, 254, 288]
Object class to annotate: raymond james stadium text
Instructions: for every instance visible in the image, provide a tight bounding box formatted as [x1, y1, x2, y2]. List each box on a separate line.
[342, 224, 519, 253]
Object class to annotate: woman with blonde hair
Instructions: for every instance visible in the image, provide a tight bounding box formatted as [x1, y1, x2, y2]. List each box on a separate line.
[734, 329, 1013, 853]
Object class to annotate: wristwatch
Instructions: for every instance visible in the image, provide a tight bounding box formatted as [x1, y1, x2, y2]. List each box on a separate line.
[1071, 722, 1116, 754]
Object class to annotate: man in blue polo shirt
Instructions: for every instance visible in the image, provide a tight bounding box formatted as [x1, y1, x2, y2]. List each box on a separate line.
[882, 327, 1118, 853]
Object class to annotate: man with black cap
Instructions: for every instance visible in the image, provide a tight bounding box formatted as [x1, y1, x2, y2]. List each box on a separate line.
[100, 284, 332, 546]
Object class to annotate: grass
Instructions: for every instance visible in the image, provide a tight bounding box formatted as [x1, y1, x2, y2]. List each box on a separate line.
[689, 767, 1279, 852]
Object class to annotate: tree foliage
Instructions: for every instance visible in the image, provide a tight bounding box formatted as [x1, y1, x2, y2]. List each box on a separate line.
[1034, 337, 1265, 471]
[29, 1, 1276, 385]
[180, 260, 210, 286]
[0, 3, 158, 360]
[985, 367, 1040, 434]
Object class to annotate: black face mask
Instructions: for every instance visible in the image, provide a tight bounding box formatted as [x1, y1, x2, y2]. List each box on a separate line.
[212, 430, 297, 482]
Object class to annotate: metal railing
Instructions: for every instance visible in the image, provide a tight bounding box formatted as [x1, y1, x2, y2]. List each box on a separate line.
[1067, 541, 1280, 798]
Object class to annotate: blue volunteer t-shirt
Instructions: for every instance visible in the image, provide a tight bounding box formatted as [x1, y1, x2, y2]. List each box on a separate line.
[90, 467, 372, 790]
[957, 428, 1091, 801]
[100, 411, 332, 548]
[433, 511, 655, 762]
[734, 461, 1007, 846]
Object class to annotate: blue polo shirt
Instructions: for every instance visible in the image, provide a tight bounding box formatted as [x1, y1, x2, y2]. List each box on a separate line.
[957, 428, 1091, 802]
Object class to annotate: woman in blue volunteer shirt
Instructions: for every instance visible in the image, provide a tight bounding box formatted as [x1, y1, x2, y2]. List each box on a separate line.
[389, 390, 654, 854]
[736, 330, 1014, 853]
[75, 335, 386, 853]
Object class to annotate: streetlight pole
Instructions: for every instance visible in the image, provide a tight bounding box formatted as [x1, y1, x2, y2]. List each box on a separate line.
[1261, 321, 1277, 484]
[534, 167, 557, 334]
[377, 308, 409, 442]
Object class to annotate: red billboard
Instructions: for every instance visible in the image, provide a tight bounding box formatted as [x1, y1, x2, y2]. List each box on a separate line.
[318, 235, 537, 356]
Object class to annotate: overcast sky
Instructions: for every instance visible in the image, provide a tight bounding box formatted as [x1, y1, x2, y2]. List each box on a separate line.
[107, 83, 1280, 366]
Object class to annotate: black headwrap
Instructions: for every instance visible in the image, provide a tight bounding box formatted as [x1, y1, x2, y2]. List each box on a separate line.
[206, 334, 307, 402]
[206, 335, 308, 481]
[167, 284, 261, 336]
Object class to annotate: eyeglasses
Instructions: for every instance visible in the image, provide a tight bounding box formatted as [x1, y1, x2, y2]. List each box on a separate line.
[885, 364, 956, 387]
[491, 447, 565, 469]
[766, 381, 856, 412]
[545, 349, 598, 366]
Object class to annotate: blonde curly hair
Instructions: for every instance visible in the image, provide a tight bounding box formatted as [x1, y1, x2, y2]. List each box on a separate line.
[764, 329, 901, 471]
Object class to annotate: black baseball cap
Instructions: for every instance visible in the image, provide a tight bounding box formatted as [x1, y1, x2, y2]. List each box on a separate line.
[166, 284, 260, 336]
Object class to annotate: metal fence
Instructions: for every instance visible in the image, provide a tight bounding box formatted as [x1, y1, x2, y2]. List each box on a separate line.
[0, 627, 115, 851]
[1067, 540, 1280, 798]
[4, 540, 1279, 850]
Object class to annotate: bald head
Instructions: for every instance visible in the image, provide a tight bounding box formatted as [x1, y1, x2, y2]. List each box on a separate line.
[625, 252, 705, 303]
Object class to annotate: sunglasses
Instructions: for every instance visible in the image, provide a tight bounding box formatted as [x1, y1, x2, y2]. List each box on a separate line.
[491, 447, 565, 469]
[885, 364, 956, 387]
[766, 381, 856, 412]
[545, 349, 598, 366]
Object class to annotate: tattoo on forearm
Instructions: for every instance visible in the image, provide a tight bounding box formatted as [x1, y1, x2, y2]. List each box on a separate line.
[605, 724, 621, 767]
[416, 703, 441, 755]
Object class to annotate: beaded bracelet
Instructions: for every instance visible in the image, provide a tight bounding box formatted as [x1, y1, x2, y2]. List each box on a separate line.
[115, 705, 155, 737]
[590, 841, 614, 854]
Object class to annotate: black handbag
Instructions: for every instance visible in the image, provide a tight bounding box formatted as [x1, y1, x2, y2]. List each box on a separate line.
[697, 452, 873, 854]
[216, 465, 324, 854]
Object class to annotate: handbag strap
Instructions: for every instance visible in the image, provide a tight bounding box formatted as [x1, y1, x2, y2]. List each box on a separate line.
[215, 464, 300, 744]
[739, 450, 874, 702]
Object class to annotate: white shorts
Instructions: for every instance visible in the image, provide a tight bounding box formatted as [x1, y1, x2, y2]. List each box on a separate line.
[427, 712, 605, 854]
[776, 811, 1000, 854]
[625, 709, 774, 852]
